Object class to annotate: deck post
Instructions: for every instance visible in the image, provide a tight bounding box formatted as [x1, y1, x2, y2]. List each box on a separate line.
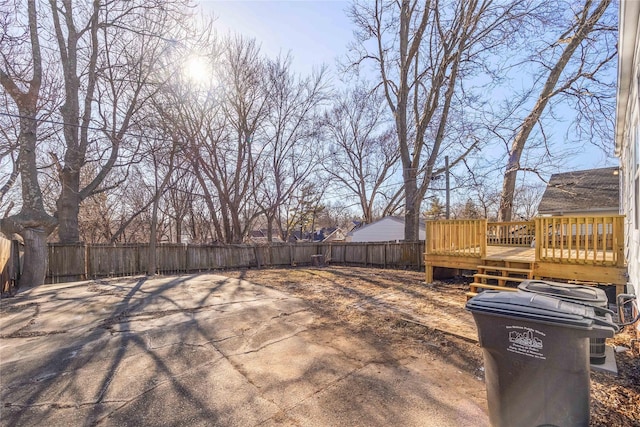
[480, 219, 487, 258]
[614, 215, 625, 267]
[425, 262, 433, 283]
[534, 217, 542, 262]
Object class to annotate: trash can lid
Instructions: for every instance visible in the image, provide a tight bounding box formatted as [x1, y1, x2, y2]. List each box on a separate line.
[466, 291, 615, 330]
[518, 280, 608, 305]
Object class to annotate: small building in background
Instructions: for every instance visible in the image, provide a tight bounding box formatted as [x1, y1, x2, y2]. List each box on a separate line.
[537, 167, 620, 216]
[317, 227, 347, 242]
[346, 216, 426, 242]
[248, 229, 284, 244]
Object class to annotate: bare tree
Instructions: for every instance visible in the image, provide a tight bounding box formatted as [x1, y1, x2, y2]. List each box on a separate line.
[323, 85, 400, 223]
[348, 0, 530, 241]
[423, 197, 445, 219]
[0, 0, 56, 286]
[143, 129, 184, 276]
[163, 173, 199, 243]
[280, 182, 325, 242]
[256, 55, 329, 242]
[0, 101, 20, 207]
[48, 0, 190, 242]
[512, 182, 545, 221]
[497, 0, 615, 221]
[182, 36, 268, 243]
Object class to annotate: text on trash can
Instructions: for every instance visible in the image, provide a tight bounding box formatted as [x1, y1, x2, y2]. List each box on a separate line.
[506, 325, 547, 360]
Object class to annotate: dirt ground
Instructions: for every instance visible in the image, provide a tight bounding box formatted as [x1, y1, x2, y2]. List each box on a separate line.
[222, 266, 640, 427]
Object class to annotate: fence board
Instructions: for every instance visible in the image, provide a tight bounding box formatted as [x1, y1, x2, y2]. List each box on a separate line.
[292, 244, 318, 266]
[270, 245, 293, 266]
[157, 244, 187, 274]
[47, 243, 86, 283]
[345, 243, 367, 264]
[88, 244, 141, 278]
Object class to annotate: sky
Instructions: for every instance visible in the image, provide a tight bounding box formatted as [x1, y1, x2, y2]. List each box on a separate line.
[197, 1, 618, 188]
[201, 1, 353, 75]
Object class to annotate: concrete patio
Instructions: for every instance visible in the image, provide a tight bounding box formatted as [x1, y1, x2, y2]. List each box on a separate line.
[0, 274, 488, 426]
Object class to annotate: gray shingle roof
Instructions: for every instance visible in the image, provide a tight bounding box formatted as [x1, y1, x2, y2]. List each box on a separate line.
[538, 167, 619, 214]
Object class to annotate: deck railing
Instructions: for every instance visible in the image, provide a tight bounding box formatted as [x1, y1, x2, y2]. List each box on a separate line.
[534, 215, 625, 266]
[487, 221, 535, 247]
[424, 215, 625, 266]
[425, 219, 487, 257]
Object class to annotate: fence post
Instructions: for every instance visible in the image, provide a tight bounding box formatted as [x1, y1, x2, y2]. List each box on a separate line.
[82, 242, 88, 280]
[365, 243, 368, 267]
[290, 244, 294, 267]
[254, 245, 261, 269]
[384, 242, 388, 269]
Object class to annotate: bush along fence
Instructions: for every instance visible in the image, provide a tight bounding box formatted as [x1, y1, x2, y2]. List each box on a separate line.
[46, 241, 426, 284]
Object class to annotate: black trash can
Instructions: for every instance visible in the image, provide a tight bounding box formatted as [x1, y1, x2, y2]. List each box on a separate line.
[466, 291, 617, 427]
[518, 280, 610, 364]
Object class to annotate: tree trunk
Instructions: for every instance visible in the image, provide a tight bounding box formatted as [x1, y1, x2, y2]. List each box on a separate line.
[19, 227, 48, 287]
[175, 218, 182, 243]
[0, 0, 56, 288]
[498, 153, 519, 222]
[266, 214, 274, 242]
[57, 168, 81, 242]
[148, 198, 159, 276]
[403, 177, 420, 242]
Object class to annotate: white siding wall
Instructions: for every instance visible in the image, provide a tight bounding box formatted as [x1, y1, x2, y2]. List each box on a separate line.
[623, 107, 640, 320]
[350, 217, 426, 242]
[618, 1, 640, 334]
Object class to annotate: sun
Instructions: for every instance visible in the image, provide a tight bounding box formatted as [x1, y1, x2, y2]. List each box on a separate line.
[182, 55, 211, 84]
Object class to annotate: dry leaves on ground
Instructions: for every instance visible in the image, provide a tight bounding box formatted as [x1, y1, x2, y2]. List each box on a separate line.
[222, 266, 640, 427]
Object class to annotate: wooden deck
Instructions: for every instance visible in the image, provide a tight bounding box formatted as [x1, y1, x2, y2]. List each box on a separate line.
[425, 216, 628, 295]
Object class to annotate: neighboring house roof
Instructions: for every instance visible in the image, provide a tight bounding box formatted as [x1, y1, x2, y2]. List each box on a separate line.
[322, 227, 346, 242]
[287, 230, 313, 242]
[538, 167, 619, 215]
[249, 230, 265, 238]
[347, 216, 426, 242]
[248, 229, 284, 243]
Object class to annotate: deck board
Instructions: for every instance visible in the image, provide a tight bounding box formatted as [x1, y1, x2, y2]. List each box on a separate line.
[485, 246, 534, 261]
[485, 245, 617, 264]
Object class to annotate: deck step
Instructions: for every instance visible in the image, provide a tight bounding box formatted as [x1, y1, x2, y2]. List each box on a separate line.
[476, 265, 533, 274]
[470, 283, 519, 292]
[465, 292, 478, 300]
[473, 273, 529, 283]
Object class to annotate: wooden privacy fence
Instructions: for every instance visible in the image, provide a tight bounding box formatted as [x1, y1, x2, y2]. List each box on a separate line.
[0, 235, 21, 294]
[46, 241, 426, 283]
